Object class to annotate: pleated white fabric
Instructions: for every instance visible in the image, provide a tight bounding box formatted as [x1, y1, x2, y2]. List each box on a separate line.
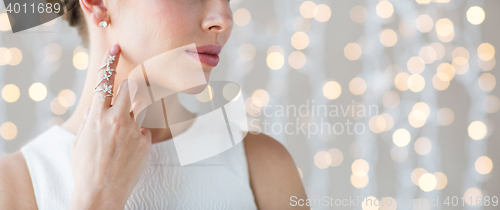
[21, 118, 257, 210]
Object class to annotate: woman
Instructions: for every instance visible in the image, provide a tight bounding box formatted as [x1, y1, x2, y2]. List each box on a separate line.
[0, 0, 307, 209]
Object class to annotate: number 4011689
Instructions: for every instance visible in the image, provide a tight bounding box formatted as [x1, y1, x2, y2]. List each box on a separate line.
[5, 3, 61, 14]
[443, 196, 498, 207]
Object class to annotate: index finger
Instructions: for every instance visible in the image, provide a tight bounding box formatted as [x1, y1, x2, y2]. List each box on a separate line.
[90, 44, 121, 112]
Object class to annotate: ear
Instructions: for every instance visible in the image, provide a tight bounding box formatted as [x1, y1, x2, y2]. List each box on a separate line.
[79, 0, 109, 27]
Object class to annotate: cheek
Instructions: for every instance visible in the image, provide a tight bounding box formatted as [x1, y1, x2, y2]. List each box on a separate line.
[115, 2, 197, 66]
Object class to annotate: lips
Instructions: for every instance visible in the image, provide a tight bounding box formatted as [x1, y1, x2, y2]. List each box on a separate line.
[186, 44, 222, 67]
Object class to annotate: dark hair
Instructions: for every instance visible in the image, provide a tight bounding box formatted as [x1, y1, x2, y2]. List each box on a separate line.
[62, 2, 89, 47]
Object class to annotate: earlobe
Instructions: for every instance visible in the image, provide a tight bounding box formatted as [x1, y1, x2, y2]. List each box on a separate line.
[79, 0, 109, 28]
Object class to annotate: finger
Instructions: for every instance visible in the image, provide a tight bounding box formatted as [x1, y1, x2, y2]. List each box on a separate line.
[130, 100, 148, 127]
[141, 128, 152, 141]
[73, 107, 90, 148]
[78, 107, 90, 133]
[90, 44, 121, 112]
[112, 79, 132, 115]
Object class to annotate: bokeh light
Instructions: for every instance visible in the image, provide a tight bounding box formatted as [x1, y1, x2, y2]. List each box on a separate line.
[73, 52, 89, 70]
[361, 196, 379, 210]
[467, 6, 485, 25]
[477, 43, 495, 61]
[431, 42, 446, 60]
[453, 47, 470, 60]
[291, 32, 309, 50]
[407, 56, 426, 74]
[376, 1, 394, 19]
[51, 97, 68, 115]
[245, 97, 262, 115]
[433, 72, 450, 91]
[475, 156, 493, 175]
[252, 89, 270, 108]
[288, 51, 306, 69]
[313, 4, 331, 22]
[433, 172, 448, 190]
[379, 197, 397, 210]
[380, 29, 398, 47]
[395, 72, 410, 91]
[323, 81, 342, 100]
[483, 95, 500, 113]
[393, 129, 411, 147]
[2, 84, 20, 103]
[411, 168, 427, 185]
[234, 8, 251, 26]
[314, 151, 332, 169]
[300, 1, 316, 19]
[352, 159, 370, 177]
[409, 109, 426, 128]
[436, 18, 455, 42]
[0, 47, 11, 66]
[419, 46, 437, 64]
[468, 121, 487, 140]
[464, 188, 483, 206]
[479, 57, 496, 71]
[351, 173, 369, 189]
[0, 122, 17, 140]
[0, 13, 11, 31]
[478, 73, 496, 91]
[407, 74, 426, 92]
[436, 63, 455, 81]
[416, 14, 433, 33]
[349, 77, 367, 95]
[414, 137, 432, 155]
[8, 48, 22, 66]
[29, 83, 47, 102]
[452, 56, 469, 74]
[344, 43, 362, 61]
[58, 89, 76, 107]
[419, 173, 437, 192]
[437, 107, 455, 126]
[416, 0, 431, 4]
[350, 5, 367, 23]
[267, 52, 285, 70]
[328, 148, 343, 167]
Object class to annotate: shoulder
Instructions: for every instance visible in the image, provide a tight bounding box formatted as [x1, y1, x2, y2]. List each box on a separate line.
[243, 133, 308, 209]
[0, 151, 37, 209]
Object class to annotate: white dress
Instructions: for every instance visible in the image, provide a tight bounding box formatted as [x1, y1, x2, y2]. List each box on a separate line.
[20, 118, 258, 210]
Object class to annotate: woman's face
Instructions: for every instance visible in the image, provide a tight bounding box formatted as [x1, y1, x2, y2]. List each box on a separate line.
[108, 0, 233, 79]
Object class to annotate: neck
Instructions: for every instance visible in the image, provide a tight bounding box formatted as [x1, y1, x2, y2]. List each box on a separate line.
[61, 28, 193, 144]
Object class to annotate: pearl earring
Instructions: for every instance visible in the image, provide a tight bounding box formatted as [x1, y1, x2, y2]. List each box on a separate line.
[99, 21, 108, 28]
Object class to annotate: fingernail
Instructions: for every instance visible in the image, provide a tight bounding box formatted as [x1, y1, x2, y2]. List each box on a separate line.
[110, 44, 120, 55]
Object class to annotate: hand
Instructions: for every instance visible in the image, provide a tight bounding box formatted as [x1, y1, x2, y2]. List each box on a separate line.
[70, 44, 152, 210]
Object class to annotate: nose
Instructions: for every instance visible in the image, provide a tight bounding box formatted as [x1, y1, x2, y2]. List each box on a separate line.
[201, 2, 233, 34]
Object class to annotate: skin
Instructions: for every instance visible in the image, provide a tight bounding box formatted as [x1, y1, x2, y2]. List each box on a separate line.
[0, 0, 308, 209]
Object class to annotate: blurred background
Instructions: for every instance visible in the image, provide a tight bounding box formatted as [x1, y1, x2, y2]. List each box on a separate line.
[0, 0, 499, 209]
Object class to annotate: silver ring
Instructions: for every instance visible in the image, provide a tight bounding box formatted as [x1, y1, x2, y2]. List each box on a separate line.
[94, 55, 117, 96]
[94, 84, 113, 101]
